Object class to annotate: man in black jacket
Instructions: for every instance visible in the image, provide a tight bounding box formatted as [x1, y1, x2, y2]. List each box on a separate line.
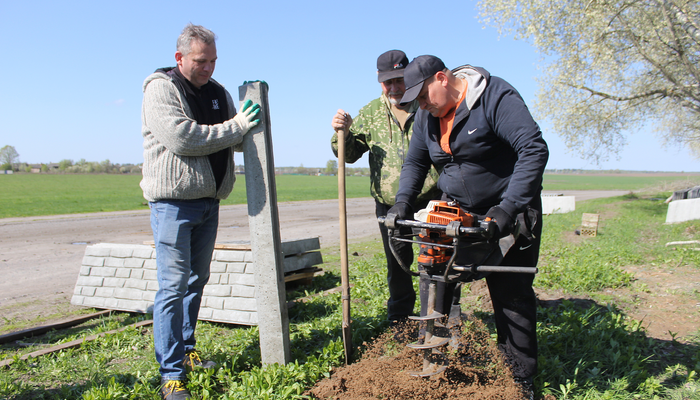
[388, 55, 548, 391]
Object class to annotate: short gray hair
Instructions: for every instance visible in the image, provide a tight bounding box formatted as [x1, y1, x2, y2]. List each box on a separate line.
[177, 23, 217, 56]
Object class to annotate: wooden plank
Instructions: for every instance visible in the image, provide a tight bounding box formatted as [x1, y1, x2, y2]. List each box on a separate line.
[213, 242, 251, 250]
[665, 240, 700, 246]
[0, 320, 153, 368]
[0, 310, 113, 345]
[143, 237, 321, 254]
[284, 267, 323, 283]
[145, 240, 251, 250]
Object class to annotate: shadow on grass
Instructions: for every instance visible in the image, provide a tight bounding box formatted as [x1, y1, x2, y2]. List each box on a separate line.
[285, 271, 342, 302]
[473, 297, 700, 397]
[5, 373, 161, 400]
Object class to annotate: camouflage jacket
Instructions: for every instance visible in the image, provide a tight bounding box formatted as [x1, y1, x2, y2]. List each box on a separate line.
[331, 93, 440, 206]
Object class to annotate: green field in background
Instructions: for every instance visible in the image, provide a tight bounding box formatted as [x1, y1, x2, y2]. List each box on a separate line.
[542, 173, 699, 191]
[1, 172, 698, 219]
[0, 174, 370, 218]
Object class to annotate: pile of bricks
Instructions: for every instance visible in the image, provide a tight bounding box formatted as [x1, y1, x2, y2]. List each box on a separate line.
[71, 238, 322, 325]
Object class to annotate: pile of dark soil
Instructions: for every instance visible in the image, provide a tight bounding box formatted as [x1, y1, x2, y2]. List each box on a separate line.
[307, 315, 526, 399]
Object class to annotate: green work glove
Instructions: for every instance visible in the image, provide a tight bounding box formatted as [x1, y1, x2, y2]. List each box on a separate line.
[242, 80, 268, 89]
[233, 99, 261, 134]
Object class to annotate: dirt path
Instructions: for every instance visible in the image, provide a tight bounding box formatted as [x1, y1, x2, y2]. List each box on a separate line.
[0, 191, 627, 328]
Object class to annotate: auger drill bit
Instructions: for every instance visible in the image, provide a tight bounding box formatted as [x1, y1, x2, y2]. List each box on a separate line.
[406, 278, 450, 377]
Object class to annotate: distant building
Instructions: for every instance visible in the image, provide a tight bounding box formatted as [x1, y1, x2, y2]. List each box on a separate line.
[29, 163, 60, 173]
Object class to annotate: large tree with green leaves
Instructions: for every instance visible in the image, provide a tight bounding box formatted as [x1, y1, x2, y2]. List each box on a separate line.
[477, 0, 699, 163]
[325, 159, 338, 175]
[0, 145, 19, 169]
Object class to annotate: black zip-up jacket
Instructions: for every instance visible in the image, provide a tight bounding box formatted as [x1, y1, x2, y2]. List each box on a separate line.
[395, 66, 549, 218]
[160, 67, 231, 192]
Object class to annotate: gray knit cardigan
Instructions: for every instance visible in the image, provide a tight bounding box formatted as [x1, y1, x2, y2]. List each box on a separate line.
[140, 71, 245, 202]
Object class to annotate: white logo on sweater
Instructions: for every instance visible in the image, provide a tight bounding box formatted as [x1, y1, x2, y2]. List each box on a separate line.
[212, 99, 220, 110]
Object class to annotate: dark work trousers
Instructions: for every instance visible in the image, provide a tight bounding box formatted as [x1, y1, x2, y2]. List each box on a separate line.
[486, 231, 540, 379]
[421, 199, 542, 379]
[489, 196, 542, 379]
[376, 201, 416, 321]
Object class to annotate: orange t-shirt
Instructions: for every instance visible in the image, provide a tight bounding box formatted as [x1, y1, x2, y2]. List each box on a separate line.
[438, 82, 467, 154]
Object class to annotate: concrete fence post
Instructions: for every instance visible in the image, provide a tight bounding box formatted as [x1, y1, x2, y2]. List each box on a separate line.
[239, 82, 291, 365]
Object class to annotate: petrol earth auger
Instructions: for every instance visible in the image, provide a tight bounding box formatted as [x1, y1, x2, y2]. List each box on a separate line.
[378, 200, 537, 377]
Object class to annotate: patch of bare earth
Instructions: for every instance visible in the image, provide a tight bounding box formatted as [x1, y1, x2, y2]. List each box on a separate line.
[307, 315, 529, 400]
[309, 241, 700, 400]
[611, 262, 700, 341]
[544, 198, 700, 343]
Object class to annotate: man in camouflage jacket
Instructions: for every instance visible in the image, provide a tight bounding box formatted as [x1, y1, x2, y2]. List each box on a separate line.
[331, 50, 440, 324]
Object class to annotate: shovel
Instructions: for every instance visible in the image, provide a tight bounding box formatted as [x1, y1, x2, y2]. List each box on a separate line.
[336, 125, 353, 364]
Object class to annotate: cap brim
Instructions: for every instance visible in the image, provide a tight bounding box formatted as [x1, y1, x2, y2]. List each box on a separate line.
[377, 69, 405, 83]
[400, 81, 424, 105]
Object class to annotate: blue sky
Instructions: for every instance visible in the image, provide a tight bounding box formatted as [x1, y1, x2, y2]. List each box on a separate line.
[2, 0, 699, 172]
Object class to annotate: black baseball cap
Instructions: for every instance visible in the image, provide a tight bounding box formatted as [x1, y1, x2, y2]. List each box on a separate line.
[400, 55, 446, 105]
[377, 50, 409, 83]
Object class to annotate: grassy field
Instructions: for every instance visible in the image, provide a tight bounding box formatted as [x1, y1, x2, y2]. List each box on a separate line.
[1, 192, 699, 399]
[542, 173, 700, 191]
[1, 172, 699, 219]
[0, 174, 370, 219]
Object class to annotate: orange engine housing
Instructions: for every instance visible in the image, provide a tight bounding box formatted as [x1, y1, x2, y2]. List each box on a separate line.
[417, 202, 474, 270]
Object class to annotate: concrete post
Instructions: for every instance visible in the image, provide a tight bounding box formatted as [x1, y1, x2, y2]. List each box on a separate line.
[239, 82, 291, 365]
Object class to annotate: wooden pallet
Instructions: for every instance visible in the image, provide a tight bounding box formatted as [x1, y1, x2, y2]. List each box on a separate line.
[284, 267, 323, 285]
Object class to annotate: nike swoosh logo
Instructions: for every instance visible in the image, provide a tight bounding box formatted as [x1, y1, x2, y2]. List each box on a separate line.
[519, 244, 532, 251]
[468, 129, 477, 135]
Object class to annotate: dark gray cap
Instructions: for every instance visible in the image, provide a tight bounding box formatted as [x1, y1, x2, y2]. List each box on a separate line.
[377, 50, 409, 83]
[400, 55, 446, 105]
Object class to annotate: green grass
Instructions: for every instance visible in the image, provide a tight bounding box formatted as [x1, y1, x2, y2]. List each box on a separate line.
[2, 194, 700, 399]
[542, 173, 700, 191]
[223, 175, 370, 204]
[533, 193, 700, 399]
[0, 174, 371, 219]
[0, 238, 389, 399]
[3, 175, 700, 398]
[0, 174, 147, 218]
[2, 172, 700, 219]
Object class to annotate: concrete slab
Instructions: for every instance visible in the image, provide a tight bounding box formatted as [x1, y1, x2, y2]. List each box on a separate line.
[541, 195, 576, 214]
[666, 198, 700, 223]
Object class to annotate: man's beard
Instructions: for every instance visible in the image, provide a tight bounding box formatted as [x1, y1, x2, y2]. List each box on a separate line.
[387, 92, 404, 106]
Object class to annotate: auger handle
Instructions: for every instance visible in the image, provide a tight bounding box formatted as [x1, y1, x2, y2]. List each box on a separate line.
[378, 215, 495, 240]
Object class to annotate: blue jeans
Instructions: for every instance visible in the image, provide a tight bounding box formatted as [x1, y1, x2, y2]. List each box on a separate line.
[150, 198, 220, 380]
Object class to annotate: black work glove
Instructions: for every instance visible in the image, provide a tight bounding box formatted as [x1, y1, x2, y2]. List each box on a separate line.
[386, 201, 413, 220]
[485, 206, 515, 239]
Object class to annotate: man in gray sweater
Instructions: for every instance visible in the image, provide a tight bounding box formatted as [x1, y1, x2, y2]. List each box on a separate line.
[140, 23, 260, 400]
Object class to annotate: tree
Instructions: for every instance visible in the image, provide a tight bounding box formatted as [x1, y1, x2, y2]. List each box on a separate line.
[325, 159, 338, 175]
[0, 145, 19, 169]
[477, 0, 700, 163]
[58, 159, 73, 171]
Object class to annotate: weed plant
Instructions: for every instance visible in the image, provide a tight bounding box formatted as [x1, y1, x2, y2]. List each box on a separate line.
[2, 195, 700, 399]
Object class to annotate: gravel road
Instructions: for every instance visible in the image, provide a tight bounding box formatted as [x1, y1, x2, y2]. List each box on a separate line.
[0, 191, 627, 325]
